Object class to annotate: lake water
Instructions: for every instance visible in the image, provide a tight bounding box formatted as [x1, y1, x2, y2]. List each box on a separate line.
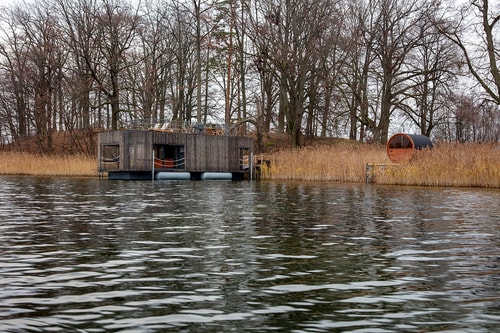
[0, 176, 499, 332]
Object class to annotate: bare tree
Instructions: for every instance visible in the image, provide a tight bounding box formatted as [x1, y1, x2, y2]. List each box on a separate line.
[133, 0, 176, 123]
[98, 0, 141, 129]
[205, 0, 253, 132]
[247, 3, 280, 149]
[166, 2, 197, 124]
[338, 0, 429, 144]
[0, 7, 31, 147]
[365, 0, 433, 144]
[337, 0, 374, 142]
[455, 94, 500, 142]
[399, 13, 460, 137]
[303, 2, 344, 140]
[2, 4, 67, 153]
[55, 0, 104, 154]
[433, 0, 500, 105]
[478, 100, 500, 141]
[190, 0, 220, 124]
[58, 0, 140, 130]
[249, 0, 339, 147]
[2, 0, 498, 156]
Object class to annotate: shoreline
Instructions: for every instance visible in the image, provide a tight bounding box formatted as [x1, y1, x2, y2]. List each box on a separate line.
[1, 143, 499, 188]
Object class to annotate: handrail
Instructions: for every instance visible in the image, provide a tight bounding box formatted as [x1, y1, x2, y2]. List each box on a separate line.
[153, 157, 185, 169]
[101, 156, 120, 163]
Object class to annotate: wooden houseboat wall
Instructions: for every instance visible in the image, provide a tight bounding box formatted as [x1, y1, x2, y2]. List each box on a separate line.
[98, 130, 254, 180]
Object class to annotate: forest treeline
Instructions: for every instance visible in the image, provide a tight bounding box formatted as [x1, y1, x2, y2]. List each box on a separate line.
[0, 0, 499, 154]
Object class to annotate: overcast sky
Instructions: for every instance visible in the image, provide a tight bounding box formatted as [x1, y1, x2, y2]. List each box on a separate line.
[0, 0, 14, 7]
[0, 0, 20, 7]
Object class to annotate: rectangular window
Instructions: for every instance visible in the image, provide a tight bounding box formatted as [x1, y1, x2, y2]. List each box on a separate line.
[100, 144, 120, 170]
[153, 145, 185, 169]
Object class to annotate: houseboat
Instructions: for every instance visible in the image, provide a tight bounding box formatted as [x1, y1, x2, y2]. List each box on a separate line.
[97, 121, 254, 180]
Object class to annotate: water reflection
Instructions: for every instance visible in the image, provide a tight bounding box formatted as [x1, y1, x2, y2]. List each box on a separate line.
[0, 177, 499, 332]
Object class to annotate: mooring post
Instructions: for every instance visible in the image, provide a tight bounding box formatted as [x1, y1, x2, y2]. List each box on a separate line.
[152, 150, 155, 183]
[250, 152, 254, 181]
[366, 163, 373, 183]
[366, 163, 388, 183]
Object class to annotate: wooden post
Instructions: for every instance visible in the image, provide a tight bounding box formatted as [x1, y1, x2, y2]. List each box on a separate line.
[152, 149, 155, 183]
[250, 152, 254, 181]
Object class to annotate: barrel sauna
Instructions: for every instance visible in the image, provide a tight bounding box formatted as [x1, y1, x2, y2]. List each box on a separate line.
[386, 133, 433, 163]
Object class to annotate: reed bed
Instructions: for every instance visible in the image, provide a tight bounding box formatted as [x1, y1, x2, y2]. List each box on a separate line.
[262, 142, 500, 188]
[374, 143, 500, 188]
[261, 143, 389, 182]
[0, 152, 97, 177]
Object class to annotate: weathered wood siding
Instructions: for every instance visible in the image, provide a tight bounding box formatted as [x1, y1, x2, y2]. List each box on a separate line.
[98, 130, 253, 173]
[185, 134, 251, 172]
[127, 131, 152, 170]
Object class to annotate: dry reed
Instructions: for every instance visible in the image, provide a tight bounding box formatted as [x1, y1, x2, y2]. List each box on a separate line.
[0, 152, 97, 177]
[374, 143, 500, 188]
[261, 142, 500, 188]
[261, 143, 389, 182]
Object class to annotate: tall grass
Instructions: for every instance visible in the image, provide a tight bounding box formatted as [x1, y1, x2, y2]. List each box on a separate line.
[375, 143, 500, 188]
[261, 142, 500, 188]
[2, 142, 498, 187]
[261, 143, 388, 182]
[0, 152, 97, 177]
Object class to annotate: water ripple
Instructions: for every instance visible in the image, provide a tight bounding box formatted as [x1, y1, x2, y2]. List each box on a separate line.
[0, 178, 499, 332]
